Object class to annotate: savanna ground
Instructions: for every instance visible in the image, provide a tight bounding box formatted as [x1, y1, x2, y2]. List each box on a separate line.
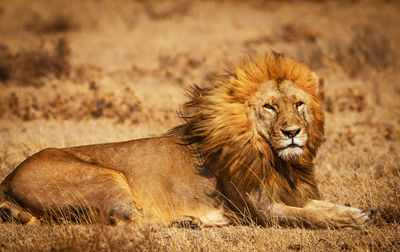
[0, 0, 399, 250]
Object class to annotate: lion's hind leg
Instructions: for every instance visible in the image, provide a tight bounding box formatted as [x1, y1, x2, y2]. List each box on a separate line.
[6, 148, 143, 225]
[39, 165, 144, 225]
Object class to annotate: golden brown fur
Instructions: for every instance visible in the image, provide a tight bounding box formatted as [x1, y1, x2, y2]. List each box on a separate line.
[0, 53, 370, 228]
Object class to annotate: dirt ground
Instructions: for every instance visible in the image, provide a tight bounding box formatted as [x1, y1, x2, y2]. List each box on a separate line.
[0, 0, 399, 251]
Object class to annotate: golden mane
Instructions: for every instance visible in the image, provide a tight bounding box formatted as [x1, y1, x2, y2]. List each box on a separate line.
[170, 53, 324, 207]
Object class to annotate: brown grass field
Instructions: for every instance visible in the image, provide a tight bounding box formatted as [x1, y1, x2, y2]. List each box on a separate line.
[0, 0, 399, 250]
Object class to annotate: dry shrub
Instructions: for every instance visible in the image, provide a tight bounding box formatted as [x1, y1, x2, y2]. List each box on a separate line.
[332, 26, 397, 77]
[86, 82, 143, 123]
[0, 82, 142, 123]
[157, 52, 206, 85]
[0, 38, 70, 86]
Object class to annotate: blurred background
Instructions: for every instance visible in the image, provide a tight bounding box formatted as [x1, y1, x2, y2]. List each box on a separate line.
[0, 0, 399, 250]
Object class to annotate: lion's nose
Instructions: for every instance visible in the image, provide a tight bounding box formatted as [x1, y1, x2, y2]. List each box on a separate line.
[281, 128, 301, 138]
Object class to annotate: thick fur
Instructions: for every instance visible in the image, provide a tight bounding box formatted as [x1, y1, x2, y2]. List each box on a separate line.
[0, 53, 370, 228]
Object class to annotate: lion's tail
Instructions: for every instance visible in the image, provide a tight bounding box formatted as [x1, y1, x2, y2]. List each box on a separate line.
[0, 181, 8, 206]
[0, 182, 11, 222]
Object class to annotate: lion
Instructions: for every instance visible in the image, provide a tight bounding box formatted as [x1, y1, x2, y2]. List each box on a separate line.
[0, 53, 371, 228]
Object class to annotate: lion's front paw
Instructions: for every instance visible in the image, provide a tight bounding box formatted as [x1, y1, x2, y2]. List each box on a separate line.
[325, 205, 372, 228]
[170, 216, 203, 229]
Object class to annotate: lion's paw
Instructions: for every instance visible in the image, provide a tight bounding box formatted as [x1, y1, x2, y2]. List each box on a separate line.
[171, 216, 203, 229]
[326, 205, 372, 228]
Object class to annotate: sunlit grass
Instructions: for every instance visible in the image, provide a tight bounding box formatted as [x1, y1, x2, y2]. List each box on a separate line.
[0, 0, 399, 250]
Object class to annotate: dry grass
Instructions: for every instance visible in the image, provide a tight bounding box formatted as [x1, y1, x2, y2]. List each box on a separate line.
[0, 37, 70, 87]
[0, 0, 399, 251]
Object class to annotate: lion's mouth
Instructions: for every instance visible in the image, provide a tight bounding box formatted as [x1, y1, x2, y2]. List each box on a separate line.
[277, 143, 304, 160]
[277, 138, 305, 151]
[278, 143, 302, 150]
[278, 141, 303, 150]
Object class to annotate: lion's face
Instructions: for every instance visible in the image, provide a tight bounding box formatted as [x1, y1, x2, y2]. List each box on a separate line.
[252, 80, 314, 161]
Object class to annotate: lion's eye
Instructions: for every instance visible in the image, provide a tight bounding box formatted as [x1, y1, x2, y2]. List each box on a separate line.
[296, 101, 304, 108]
[263, 104, 276, 111]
